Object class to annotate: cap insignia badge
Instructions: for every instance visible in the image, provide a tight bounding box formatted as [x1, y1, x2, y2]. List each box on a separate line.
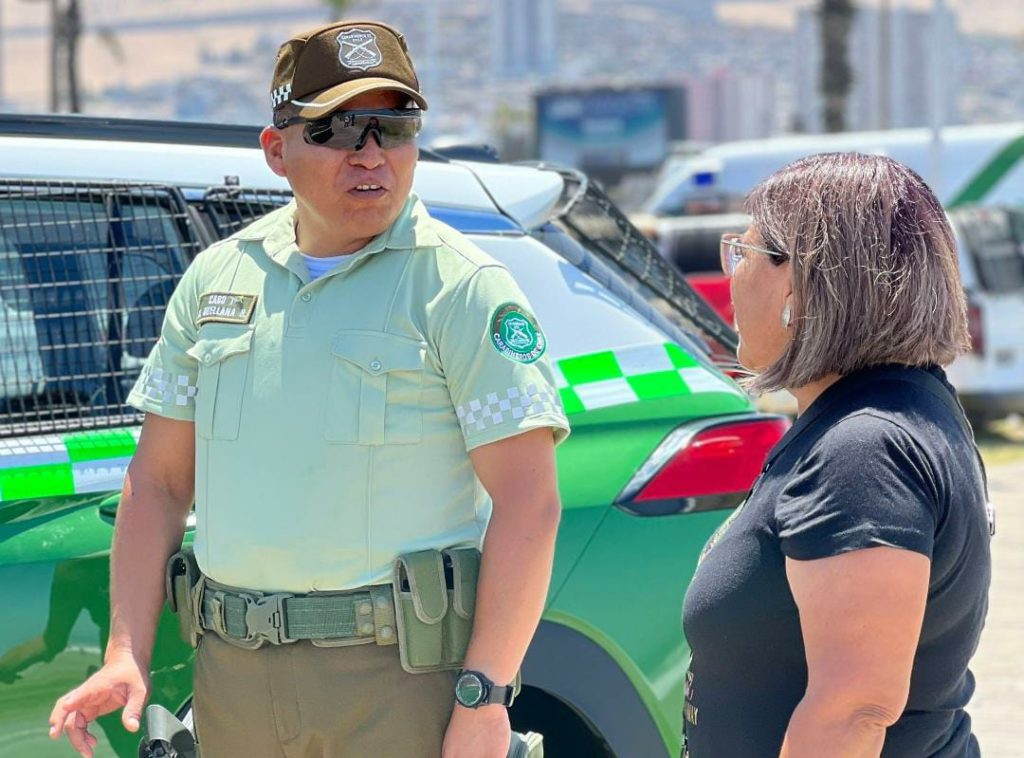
[337, 28, 383, 72]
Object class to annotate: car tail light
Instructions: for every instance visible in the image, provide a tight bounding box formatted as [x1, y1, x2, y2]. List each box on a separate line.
[616, 415, 790, 517]
[966, 298, 984, 356]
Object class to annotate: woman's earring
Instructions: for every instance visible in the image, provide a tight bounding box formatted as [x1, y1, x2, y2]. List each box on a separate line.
[781, 304, 792, 328]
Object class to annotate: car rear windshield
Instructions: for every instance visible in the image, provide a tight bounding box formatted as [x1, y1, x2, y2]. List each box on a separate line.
[952, 207, 1024, 294]
[0, 181, 198, 436]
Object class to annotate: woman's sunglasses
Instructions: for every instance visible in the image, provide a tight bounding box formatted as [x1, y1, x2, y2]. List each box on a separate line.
[277, 108, 423, 151]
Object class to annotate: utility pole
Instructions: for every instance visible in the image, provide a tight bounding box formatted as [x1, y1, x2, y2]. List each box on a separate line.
[49, 0, 59, 111]
[0, 0, 5, 109]
[879, 0, 891, 130]
[423, 1, 439, 143]
[929, 0, 947, 199]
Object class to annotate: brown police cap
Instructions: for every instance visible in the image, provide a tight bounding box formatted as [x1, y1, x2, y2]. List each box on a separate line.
[270, 20, 428, 123]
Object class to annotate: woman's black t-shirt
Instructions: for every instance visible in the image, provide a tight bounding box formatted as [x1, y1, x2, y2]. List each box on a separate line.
[682, 365, 992, 757]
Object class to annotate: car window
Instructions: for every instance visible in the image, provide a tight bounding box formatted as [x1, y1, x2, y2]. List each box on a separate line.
[197, 188, 292, 238]
[0, 182, 199, 435]
[656, 213, 751, 274]
[0, 238, 46, 401]
[953, 207, 1024, 294]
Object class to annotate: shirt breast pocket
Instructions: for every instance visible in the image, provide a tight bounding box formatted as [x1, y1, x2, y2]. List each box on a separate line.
[186, 326, 254, 441]
[326, 331, 427, 445]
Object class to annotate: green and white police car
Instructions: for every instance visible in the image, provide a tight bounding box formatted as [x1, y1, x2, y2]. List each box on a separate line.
[0, 114, 787, 758]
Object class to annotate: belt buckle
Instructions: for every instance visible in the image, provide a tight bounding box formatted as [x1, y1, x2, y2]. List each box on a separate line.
[242, 592, 294, 646]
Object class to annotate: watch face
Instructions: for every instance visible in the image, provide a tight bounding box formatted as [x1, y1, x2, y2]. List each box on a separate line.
[455, 672, 485, 707]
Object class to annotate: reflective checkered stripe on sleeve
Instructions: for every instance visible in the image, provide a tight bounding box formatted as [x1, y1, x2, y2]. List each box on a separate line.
[134, 364, 198, 408]
[553, 342, 744, 414]
[0, 428, 141, 502]
[455, 384, 562, 436]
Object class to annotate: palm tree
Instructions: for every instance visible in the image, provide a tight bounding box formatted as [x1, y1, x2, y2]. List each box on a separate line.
[26, 0, 81, 112]
[819, 0, 855, 132]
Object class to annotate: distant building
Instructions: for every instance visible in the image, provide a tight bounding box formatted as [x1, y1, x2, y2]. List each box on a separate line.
[686, 70, 778, 143]
[796, 4, 959, 132]
[491, 0, 558, 80]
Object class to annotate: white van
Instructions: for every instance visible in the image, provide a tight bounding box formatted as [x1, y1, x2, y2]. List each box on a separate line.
[644, 123, 1024, 217]
[948, 206, 1024, 421]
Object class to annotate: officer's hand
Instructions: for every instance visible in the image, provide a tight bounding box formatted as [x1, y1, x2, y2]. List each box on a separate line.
[48, 652, 150, 758]
[442, 704, 511, 758]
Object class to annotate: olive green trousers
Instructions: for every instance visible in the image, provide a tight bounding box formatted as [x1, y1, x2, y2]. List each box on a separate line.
[193, 633, 456, 757]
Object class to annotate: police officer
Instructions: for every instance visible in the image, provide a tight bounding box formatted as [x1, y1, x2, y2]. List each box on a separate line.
[49, 20, 568, 758]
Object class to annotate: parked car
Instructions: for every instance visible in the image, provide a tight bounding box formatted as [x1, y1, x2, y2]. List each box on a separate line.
[651, 204, 1024, 423]
[0, 114, 788, 758]
[650, 212, 749, 326]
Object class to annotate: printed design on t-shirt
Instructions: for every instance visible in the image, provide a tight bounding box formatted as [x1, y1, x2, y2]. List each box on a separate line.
[196, 292, 258, 325]
[684, 666, 699, 728]
[697, 499, 747, 567]
[489, 302, 547, 364]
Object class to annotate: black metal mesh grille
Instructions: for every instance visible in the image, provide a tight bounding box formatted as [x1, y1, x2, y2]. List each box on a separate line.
[547, 169, 739, 354]
[0, 180, 200, 436]
[0, 169, 734, 437]
[202, 188, 292, 238]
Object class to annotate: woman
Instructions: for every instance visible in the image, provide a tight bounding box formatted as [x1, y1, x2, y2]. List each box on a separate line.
[682, 153, 992, 757]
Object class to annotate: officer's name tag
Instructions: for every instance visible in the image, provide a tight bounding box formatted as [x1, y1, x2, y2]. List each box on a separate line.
[196, 292, 257, 325]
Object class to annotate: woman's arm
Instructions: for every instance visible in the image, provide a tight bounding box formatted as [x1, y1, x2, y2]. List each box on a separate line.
[780, 546, 930, 758]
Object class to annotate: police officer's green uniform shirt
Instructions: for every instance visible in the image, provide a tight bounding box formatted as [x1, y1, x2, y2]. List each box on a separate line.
[128, 195, 569, 592]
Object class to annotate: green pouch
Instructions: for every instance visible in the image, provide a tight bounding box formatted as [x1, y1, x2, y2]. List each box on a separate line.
[165, 547, 202, 648]
[392, 547, 480, 674]
[442, 547, 479, 666]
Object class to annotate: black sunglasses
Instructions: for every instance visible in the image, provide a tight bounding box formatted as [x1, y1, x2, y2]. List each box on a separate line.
[277, 108, 423, 151]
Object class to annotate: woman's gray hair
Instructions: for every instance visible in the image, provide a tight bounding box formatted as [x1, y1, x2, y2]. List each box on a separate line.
[745, 152, 970, 393]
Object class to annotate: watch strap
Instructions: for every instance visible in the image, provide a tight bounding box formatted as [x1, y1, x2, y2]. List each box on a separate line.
[486, 682, 515, 707]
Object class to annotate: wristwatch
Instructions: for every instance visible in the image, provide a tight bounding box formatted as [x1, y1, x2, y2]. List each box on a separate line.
[454, 670, 516, 708]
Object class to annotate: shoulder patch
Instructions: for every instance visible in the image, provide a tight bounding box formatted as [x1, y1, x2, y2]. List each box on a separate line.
[490, 302, 546, 364]
[197, 292, 257, 325]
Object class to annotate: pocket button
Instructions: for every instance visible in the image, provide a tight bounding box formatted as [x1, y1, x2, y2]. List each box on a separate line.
[369, 360, 383, 372]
